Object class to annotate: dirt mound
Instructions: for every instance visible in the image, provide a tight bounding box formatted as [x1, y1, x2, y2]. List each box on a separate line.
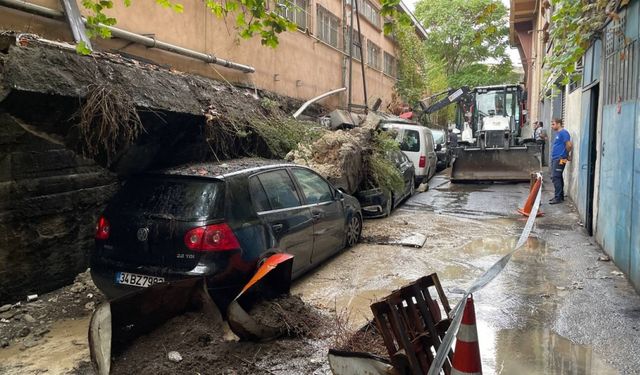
[0, 269, 104, 350]
[111, 294, 334, 375]
[249, 295, 328, 338]
[287, 113, 380, 194]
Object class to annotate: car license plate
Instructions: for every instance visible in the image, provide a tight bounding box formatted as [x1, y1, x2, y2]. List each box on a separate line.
[115, 272, 164, 287]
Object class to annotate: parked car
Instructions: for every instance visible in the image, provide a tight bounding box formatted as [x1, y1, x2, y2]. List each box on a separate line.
[429, 128, 450, 171]
[356, 150, 415, 218]
[90, 159, 362, 300]
[380, 122, 438, 186]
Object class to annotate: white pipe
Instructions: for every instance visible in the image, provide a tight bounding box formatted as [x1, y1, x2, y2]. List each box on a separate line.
[293, 87, 347, 119]
[0, 0, 255, 73]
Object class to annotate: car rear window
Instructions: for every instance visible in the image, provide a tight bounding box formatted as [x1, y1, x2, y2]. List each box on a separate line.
[431, 130, 445, 145]
[400, 129, 420, 152]
[108, 176, 224, 219]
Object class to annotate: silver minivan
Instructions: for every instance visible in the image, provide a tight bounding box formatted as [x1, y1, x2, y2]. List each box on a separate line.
[381, 122, 438, 186]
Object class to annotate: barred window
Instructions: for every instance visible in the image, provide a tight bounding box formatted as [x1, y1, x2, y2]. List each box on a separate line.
[367, 40, 381, 70]
[316, 6, 340, 48]
[345, 0, 381, 28]
[345, 31, 363, 61]
[384, 52, 396, 77]
[278, 0, 308, 30]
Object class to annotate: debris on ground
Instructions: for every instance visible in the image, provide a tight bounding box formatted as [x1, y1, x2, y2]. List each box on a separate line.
[287, 113, 401, 194]
[0, 269, 104, 351]
[598, 255, 611, 262]
[111, 294, 334, 374]
[332, 321, 388, 358]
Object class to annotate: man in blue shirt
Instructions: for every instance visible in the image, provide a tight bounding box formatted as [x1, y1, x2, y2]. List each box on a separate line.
[549, 118, 572, 204]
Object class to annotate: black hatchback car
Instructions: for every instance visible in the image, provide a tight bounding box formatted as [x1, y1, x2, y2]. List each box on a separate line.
[90, 159, 362, 299]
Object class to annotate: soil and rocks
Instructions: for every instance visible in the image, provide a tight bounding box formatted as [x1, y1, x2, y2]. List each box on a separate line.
[111, 295, 340, 374]
[0, 269, 104, 352]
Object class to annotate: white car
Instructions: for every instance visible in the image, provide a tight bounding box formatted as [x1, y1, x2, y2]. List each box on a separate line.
[381, 122, 438, 186]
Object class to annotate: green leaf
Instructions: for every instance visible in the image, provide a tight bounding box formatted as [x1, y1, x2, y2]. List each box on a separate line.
[75, 41, 92, 55]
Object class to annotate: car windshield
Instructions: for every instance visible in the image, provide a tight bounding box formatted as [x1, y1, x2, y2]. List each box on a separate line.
[431, 130, 445, 145]
[109, 176, 223, 220]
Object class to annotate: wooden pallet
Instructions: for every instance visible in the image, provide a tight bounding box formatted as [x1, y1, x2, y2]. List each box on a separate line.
[370, 274, 453, 375]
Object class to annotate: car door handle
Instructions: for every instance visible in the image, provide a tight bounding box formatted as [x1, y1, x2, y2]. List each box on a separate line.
[311, 210, 322, 220]
[272, 223, 283, 232]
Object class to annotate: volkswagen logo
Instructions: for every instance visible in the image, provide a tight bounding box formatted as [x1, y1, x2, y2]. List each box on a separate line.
[136, 228, 149, 242]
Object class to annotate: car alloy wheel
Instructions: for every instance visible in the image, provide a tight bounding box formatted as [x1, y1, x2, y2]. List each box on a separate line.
[346, 214, 362, 247]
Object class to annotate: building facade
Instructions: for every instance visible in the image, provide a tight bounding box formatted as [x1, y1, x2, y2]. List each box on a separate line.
[510, 0, 640, 290]
[1, 0, 425, 109]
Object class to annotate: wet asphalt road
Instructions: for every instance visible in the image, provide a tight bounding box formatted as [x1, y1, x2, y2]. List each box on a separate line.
[293, 171, 640, 374]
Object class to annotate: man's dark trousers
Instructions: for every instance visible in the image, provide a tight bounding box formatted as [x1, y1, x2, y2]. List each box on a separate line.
[551, 158, 565, 201]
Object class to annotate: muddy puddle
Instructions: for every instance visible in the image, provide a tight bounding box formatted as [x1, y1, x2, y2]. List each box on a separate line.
[0, 317, 90, 374]
[478, 324, 618, 374]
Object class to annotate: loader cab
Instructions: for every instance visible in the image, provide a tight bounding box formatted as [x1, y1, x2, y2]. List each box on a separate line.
[472, 85, 523, 138]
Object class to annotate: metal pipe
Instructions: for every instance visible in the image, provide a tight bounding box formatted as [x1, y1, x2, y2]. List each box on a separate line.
[353, 0, 367, 112]
[347, 0, 354, 111]
[292, 87, 346, 119]
[0, 0, 255, 73]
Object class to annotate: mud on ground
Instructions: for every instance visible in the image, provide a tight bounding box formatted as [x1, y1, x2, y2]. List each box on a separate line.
[112, 295, 337, 375]
[0, 269, 103, 350]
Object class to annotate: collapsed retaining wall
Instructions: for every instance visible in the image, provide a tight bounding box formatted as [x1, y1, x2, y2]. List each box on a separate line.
[0, 114, 117, 303]
[0, 33, 325, 303]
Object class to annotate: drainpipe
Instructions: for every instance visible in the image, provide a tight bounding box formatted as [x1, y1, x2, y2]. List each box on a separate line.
[0, 0, 255, 73]
[292, 87, 346, 118]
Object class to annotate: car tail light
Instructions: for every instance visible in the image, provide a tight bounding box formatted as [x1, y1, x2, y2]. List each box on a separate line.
[184, 223, 240, 252]
[419, 155, 426, 168]
[95, 216, 110, 240]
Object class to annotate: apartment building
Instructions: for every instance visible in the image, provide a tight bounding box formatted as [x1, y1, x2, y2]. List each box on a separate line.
[1, 0, 425, 109]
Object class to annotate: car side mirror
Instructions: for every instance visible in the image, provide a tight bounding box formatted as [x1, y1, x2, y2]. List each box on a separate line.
[436, 144, 442, 151]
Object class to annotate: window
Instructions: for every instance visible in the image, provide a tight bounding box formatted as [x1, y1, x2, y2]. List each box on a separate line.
[345, 0, 380, 28]
[316, 6, 339, 48]
[291, 168, 334, 204]
[252, 170, 301, 210]
[249, 176, 271, 212]
[400, 130, 420, 152]
[344, 31, 363, 60]
[278, 0, 308, 30]
[384, 52, 396, 77]
[367, 40, 381, 70]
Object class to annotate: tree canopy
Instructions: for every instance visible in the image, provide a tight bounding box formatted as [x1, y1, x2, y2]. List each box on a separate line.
[414, 0, 511, 76]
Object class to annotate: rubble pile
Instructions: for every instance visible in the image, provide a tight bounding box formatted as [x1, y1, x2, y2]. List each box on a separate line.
[0, 269, 103, 351]
[111, 294, 333, 374]
[287, 113, 380, 194]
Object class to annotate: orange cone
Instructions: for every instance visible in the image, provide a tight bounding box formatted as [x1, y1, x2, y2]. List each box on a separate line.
[451, 295, 482, 375]
[517, 176, 544, 217]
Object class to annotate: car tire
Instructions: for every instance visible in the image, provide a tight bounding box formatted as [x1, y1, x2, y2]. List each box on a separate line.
[384, 191, 393, 217]
[409, 175, 415, 196]
[346, 214, 362, 247]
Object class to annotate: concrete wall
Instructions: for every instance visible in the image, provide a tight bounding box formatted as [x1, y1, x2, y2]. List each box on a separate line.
[563, 88, 582, 203]
[0, 113, 116, 303]
[0, 0, 403, 109]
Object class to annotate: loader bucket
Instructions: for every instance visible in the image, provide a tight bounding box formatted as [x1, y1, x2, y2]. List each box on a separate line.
[450, 145, 541, 182]
[88, 277, 221, 375]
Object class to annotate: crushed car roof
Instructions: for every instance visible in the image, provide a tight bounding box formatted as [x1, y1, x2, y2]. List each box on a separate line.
[152, 158, 293, 178]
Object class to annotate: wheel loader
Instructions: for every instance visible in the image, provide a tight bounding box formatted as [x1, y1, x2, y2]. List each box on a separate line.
[420, 84, 542, 182]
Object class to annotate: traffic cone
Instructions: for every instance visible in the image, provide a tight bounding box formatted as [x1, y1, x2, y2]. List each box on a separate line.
[451, 295, 482, 375]
[517, 176, 544, 217]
